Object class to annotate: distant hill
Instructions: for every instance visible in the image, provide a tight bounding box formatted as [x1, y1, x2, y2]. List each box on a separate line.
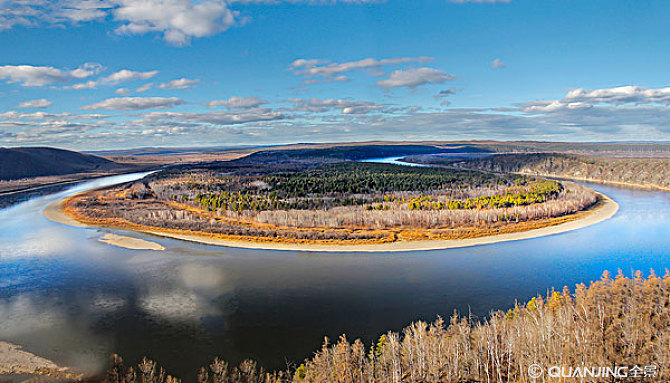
[235, 144, 454, 164]
[0, 147, 127, 180]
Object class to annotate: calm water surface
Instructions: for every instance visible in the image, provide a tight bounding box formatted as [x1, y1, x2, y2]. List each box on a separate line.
[1, 172, 670, 379]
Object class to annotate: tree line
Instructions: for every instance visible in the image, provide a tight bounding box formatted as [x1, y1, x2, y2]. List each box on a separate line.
[104, 271, 670, 383]
[441, 153, 670, 191]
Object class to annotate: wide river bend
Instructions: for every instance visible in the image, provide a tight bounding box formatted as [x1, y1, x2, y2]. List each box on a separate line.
[1, 170, 669, 379]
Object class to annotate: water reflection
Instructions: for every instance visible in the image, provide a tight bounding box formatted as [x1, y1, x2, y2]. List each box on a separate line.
[1, 174, 670, 381]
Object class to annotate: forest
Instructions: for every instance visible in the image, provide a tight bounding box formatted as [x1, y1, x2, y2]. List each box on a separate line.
[429, 153, 670, 191]
[65, 161, 598, 244]
[188, 163, 557, 213]
[104, 271, 669, 383]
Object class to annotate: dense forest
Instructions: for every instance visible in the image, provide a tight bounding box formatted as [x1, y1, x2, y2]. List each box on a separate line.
[105, 271, 669, 383]
[66, 161, 598, 243]
[187, 163, 556, 213]
[434, 153, 670, 191]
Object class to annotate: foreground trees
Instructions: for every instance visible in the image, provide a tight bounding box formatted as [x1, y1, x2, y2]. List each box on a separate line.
[106, 271, 670, 383]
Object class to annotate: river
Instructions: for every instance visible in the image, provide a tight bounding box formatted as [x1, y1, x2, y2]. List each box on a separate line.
[1, 170, 669, 380]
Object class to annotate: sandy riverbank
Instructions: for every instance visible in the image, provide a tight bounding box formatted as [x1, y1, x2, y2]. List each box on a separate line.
[44, 194, 618, 252]
[98, 233, 165, 251]
[0, 341, 81, 380]
[45, 199, 165, 251]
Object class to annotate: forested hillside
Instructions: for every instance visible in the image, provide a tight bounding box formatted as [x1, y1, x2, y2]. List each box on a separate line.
[106, 271, 670, 383]
[0, 147, 127, 180]
[441, 153, 670, 191]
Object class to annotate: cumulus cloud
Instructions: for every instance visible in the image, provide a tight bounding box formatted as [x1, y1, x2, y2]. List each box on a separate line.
[520, 86, 670, 114]
[564, 85, 670, 105]
[0, 0, 382, 44]
[520, 100, 592, 114]
[5, 101, 670, 149]
[157, 78, 199, 89]
[82, 96, 185, 110]
[0, 63, 101, 86]
[0, 111, 107, 120]
[0, 1, 112, 31]
[207, 96, 267, 109]
[113, 0, 238, 45]
[64, 80, 98, 90]
[289, 97, 385, 114]
[64, 68, 158, 90]
[17, 98, 52, 108]
[102, 69, 158, 84]
[490, 58, 506, 69]
[141, 107, 284, 125]
[0, 0, 236, 45]
[289, 56, 433, 80]
[377, 67, 455, 89]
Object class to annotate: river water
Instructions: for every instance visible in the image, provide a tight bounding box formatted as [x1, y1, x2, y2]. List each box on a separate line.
[1, 170, 669, 380]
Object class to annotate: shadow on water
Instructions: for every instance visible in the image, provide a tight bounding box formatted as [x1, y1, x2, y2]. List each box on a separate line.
[1, 172, 670, 380]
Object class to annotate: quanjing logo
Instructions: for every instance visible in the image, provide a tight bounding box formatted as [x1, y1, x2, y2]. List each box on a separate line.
[527, 364, 543, 379]
[527, 364, 658, 379]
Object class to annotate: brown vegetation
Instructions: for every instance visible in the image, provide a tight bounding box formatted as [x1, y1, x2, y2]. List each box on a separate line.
[63, 173, 598, 245]
[105, 272, 670, 383]
[446, 153, 670, 191]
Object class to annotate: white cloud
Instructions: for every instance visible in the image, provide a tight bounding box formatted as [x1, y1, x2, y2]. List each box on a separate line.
[0, 0, 237, 45]
[490, 58, 506, 69]
[289, 97, 384, 114]
[136, 83, 153, 92]
[69, 62, 105, 78]
[63, 68, 157, 89]
[0, 0, 382, 44]
[520, 86, 670, 114]
[207, 96, 267, 109]
[113, 0, 238, 45]
[377, 67, 455, 89]
[0, 111, 107, 120]
[521, 100, 592, 114]
[115, 87, 129, 95]
[0, 63, 100, 86]
[58, 0, 116, 22]
[102, 68, 158, 84]
[564, 85, 670, 105]
[0, 0, 114, 31]
[64, 80, 98, 89]
[17, 98, 52, 108]
[140, 107, 285, 126]
[157, 77, 199, 89]
[289, 56, 433, 80]
[82, 96, 185, 110]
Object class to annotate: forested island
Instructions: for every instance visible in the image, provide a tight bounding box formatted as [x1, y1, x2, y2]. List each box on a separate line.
[59, 145, 603, 248]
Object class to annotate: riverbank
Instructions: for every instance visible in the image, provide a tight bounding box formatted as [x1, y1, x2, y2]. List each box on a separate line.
[99, 233, 165, 251]
[44, 193, 618, 252]
[515, 171, 670, 193]
[0, 341, 81, 381]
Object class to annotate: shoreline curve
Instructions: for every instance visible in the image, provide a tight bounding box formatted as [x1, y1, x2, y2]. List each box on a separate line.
[44, 194, 619, 253]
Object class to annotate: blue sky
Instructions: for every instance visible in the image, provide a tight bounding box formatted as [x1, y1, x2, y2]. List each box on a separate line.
[1, 0, 670, 150]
